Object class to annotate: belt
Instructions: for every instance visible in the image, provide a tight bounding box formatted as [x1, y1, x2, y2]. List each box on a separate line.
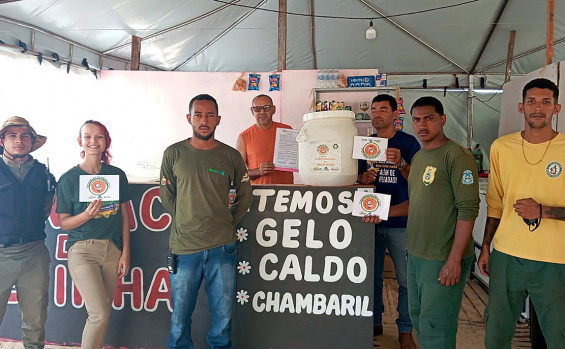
[0, 237, 42, 248]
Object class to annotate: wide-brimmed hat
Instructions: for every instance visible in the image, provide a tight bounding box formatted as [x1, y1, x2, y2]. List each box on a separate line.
[0, 116, 47, 152]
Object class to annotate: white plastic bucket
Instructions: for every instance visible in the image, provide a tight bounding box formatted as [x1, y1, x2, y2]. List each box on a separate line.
[296, 110, 358, 186]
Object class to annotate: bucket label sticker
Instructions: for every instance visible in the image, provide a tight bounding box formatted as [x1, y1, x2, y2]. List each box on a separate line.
[310, 141, 342, 172]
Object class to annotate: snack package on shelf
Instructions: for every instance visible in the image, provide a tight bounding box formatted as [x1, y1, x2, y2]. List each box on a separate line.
[269, 73, 280, 91]
[337, 73, 348, 88]
[232, 72, 247, 92]
[248, 73, 261, 90]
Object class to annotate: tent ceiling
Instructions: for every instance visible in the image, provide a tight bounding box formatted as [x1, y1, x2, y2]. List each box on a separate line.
[0, 0, 563, 74]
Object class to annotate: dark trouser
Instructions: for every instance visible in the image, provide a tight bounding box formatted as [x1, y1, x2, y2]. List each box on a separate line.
[484, 249, 565, 349]
[407, 253, 472, 349]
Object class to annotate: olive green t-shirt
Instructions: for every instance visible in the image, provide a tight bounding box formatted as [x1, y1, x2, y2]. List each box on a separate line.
[56, 164, 129, 250]
[159, 139, 253, 255]
[406, 140, 479, 261]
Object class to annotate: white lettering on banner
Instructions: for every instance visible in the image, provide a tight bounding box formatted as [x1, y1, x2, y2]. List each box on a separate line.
[347, 257, 368, 284]
[328, 219, 352, 249]
[303, 256, 321, 282]
[315, 191, 333, 214]
[279, 254, 302, 281]
[259, 253, 279, 281]
[305, 220, 323, 249]
[274, 190, 291, 212]
[252, 189, 354, 215]
[253, 188, 276, 212]
[256, 218, 277, 247]
[281, 219, 301, 248]
[259, 254, 367, 283]
[289, 190, 314, 213]
[252, 291, 372, 317]
[256, 218, 351, 249]
[323, 256, 343, 282]
[337, 191, 353, 214]
[296, 293, 313, 314]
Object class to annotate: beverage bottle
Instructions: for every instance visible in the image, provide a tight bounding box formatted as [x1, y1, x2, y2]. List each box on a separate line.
[473, 144, 484, 173]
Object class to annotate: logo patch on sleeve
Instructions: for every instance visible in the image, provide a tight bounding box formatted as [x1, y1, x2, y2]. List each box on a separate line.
[241, 172, 250, 183]
[462, 170, 474, 185]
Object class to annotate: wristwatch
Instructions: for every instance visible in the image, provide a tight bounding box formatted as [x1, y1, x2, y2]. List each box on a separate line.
[398, 158, 407, 168]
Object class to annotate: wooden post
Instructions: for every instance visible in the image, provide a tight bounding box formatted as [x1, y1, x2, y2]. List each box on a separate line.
[547, 0, 554, 65]
[309, 0, 317, 69]
[131, 35, 141, 71]
[277, 0, 287, 71]
[504, 30, 516, 83]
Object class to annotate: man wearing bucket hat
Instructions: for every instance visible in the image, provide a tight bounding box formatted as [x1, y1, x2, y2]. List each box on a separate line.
[0, 116, 55, 349]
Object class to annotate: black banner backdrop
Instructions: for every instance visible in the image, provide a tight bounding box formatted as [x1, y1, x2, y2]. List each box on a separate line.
[0, 184, 374, 349]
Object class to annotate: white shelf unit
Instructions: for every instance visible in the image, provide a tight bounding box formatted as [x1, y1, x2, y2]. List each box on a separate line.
[312, 87, 394, 135]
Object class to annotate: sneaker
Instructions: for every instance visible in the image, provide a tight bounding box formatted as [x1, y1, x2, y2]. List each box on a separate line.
[373, 324, 383, 336]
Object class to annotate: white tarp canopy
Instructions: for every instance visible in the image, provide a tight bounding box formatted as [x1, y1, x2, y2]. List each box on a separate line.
[0, 0, 563, 75]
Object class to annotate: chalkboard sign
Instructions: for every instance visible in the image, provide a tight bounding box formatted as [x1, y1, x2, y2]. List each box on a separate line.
[0, 184, 374, 349]
[234, 186, 374, 349]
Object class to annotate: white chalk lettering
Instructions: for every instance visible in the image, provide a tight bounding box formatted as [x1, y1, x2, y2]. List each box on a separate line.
[253, 291, 266, 312]
[279, 292, 295, 313]
[305, 219, 323, 249]
[273, 190, 291, 212]
[295, 293, 313, 314]
[259, 253, 278, 281]
[256, 218, 277, 247]
[253, 189, 276, 212]
[265, 291, 280, 312]
[337, 191, 354, 214]
[346, 256, 368, 283]
[282, 219, 301, 248]
[303, 256, 320, 282]
[323, 256, 343, 282]
[252, 291, 372, 317]
[315, 191, 333, 214]
[279, 254, 302, 281]
[289, 190, 313, 213]
[328, 219, 352, 249]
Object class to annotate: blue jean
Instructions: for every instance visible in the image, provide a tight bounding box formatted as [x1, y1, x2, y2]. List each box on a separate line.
[374, 226, 412, 333]
[168, 242, 237, 349]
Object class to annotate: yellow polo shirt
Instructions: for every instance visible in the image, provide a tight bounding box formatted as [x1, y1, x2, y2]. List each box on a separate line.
[487, 132, 565, 263]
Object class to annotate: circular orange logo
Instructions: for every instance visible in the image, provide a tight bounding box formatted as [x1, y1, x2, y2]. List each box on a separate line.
[88, 177, 109, 195]
[362, 142, 381, 159]
[317, 144, 329, 155]
[361, 195, 380, 212]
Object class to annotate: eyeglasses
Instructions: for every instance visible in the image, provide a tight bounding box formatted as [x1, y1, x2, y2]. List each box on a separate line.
[252, 105, 273, 112]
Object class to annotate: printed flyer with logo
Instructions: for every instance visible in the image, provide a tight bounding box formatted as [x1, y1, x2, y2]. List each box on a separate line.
[352, 190, 391, 220]
[352, 136, 388, 162]
[79, 175, 120, 202]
